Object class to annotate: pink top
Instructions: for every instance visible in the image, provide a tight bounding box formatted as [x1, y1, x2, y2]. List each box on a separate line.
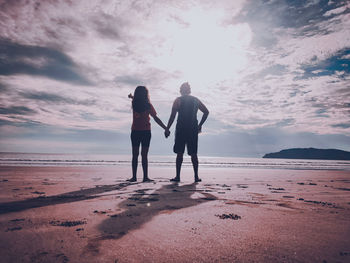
[131, 104, 157, 131]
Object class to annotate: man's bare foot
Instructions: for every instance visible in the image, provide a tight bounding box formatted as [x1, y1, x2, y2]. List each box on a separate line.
[143, 177, 154, 183]
[194, 177, 202, 182]
[170, 177, 180, 182]
[127, 177, 137, 182]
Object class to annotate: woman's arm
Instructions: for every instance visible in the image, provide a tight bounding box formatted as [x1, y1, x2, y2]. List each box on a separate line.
[152, 115, 167, 130]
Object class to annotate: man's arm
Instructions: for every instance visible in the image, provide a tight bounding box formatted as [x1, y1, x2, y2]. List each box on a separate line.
[166, 108, 177, 130]
[165, 99, 179, 137]
[198, 100, 209, 133]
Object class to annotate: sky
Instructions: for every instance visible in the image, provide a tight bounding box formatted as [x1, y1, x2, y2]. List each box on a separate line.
[0, 0, 349, 157]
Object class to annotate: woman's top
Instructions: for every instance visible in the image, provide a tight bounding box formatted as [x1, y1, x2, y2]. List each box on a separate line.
[131, 104, 157, 131]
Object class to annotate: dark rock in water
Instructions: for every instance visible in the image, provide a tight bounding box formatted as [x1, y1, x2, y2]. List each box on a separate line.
[301, 199, 338, 207]
[215, 213, 241, 220]
[50, 220, 86, 227]
[6, 227, 22, 231]
[202, 197, 216, 200]
[31, 191, 45, 195]
[55, 253, 69, 263]
[10, 218, 25, 222]
[93, 210, 107, 214]
[337, 187, 350, 191]
[263, 148, 350, 160]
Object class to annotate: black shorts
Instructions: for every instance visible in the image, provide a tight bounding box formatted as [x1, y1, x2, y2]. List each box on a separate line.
[131, 130, 151, 148]
[173, 129, 198, 155]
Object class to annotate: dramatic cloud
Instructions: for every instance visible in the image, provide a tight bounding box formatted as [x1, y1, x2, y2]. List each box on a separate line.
[0, 39, 91, 85]
[0, 106, 36, 115]
[0, 0, 349, 156]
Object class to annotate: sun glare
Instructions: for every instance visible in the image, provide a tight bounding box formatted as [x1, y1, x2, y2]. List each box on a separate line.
[153, 8, 252, 87]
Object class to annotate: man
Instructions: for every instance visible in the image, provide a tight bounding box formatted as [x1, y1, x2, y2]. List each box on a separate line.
[165, 82, 209, 182]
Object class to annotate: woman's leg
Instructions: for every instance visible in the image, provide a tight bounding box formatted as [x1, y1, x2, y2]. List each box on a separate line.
[141, 131, 152, 182]
[130, 146, 139, 181]
[141, 146, 150, 181]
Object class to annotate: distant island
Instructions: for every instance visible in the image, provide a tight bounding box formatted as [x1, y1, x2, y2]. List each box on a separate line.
[263, 148, 350, 160]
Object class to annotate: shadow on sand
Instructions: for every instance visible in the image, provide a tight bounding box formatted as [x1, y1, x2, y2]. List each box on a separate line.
[93, 183, 217, 242]
[0, 182, 137, 214]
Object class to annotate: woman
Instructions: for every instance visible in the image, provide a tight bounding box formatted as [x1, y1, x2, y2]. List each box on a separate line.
[128, 86, 168, 182]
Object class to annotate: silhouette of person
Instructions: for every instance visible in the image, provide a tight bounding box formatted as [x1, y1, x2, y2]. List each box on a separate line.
[128, 86, 168, 182]
[164, 82, 209, 182]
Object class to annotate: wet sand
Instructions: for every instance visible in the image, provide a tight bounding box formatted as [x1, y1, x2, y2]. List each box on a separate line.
[0, 165, 350, 262]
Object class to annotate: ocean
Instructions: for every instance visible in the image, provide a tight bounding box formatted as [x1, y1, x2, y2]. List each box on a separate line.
[0, 152, 350, 171]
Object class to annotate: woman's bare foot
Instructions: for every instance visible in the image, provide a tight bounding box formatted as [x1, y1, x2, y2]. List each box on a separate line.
[143, 177, 154, 183]
[170, 177, 180, 182]
[127, 177, 137, 182]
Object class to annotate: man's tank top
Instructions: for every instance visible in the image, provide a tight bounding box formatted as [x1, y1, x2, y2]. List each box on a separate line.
[176, 95, 199, 131]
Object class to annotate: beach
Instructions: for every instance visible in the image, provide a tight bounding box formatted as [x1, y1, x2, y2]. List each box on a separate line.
[0, 165, 350, 263]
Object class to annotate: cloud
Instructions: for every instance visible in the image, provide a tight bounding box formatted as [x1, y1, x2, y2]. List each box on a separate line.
[211, 0, 349, 135]
[0, 106, 36, 115]
[19, 91, 96, 106]
[0, 38, 91, 85]
[244, 64, 288, 82]
[90, 12, 121, 40]
[0, 0, 349, 155]
[324, 3, 350, 16]
[298, 48, 350, 79]
[236, 0, 349, 37]
[332, 123, 350, 129]
[0, 82, 7, 92]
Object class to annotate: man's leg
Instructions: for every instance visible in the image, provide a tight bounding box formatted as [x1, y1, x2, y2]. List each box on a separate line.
[171, 153, 183, 182]
[191, 154, 201, 182]
[176, 153, 183, 178]
[172, 130, 185, 182]
[188, 128, 200, 182]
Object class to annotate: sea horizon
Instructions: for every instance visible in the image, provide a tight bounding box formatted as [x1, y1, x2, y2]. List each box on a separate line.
[1, 152, 350, 171]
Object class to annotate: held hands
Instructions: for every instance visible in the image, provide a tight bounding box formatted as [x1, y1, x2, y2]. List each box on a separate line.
[164, 128, 170, 138]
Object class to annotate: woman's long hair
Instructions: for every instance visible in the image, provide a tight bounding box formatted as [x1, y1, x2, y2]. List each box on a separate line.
[132, 86, 151, 113]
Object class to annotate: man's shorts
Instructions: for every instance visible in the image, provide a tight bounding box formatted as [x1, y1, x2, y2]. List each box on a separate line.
[173, 129, 198, 155]
[131, 130, 151, 148]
